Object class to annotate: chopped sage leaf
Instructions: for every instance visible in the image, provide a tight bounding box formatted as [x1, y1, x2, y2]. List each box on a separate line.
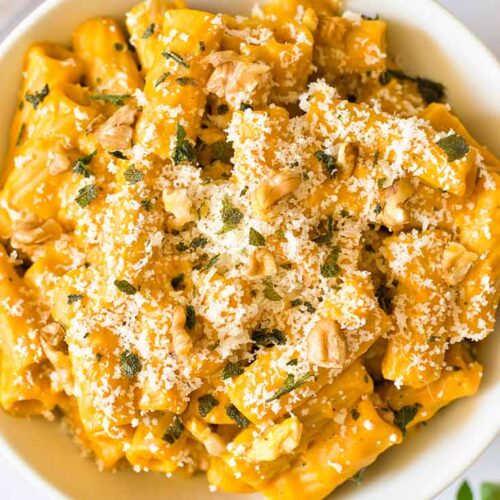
[374, 202, 382, 215]
[393, 404, 421, 433]
[198, 394, 219, 417]
[170, 273, 185, 290]
[173, 122, 197, 164]
[114, 279, 137, 295]
[162, 416, 184, 444]
[212, 140, 234, 163]
[123, 165, 144, 184]
[89, 94, 130, 106]
[204, 254, 220, 270]
[251, 328, 286, 347]
[436, 133, 469, 162]
[314, 150, 337, 177]
[140, 199, 152, 211]
[219, 196, 243, 233]
[191, 237, 208, 249]
[185, 305, 196, 330]
[67, 294, 83, 304]
[226, 404, 250, 428]
[120, 350, 142, 377]
[320, 246, 340, 278]
[73, 151, 96, 178]
[221, 360, 245, 380]
[266, 372, 314, 403]
[350, 468, 365, 485]
[16, 123, 25, 147]
[262, 277, 282, 301]
[176, 76, 197, 86]
[109, 150, 127, 159]
[249, 227, 265, 246]
[155, 72, 170, 87]
[217, 104, 229, 115]
[162, 50, 189, 68]
[75, 184, 99, 208]
[141, 23, 155, 39]
[25, 84, 49, 109]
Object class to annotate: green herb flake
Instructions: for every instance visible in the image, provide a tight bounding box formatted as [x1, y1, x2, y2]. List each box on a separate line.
[373, 150, 380, 166]
[480, 482, 500, 500]
[378, 69, 445, 104]
[217, 104, 229, 115]
[416, 77, 445, 104]
[140, 199, 152, 211]
[75, 184, 99, 208]
[287, 359, 298, 366]
[123, 165, 145, 184]
[109, 150, 127, 159]
[393, 404, 421, 433]
[141, 23, 155, 39]
[374, 202, 382, 215]
[220, 360, 245, 380]
[120, 349, 142, 377]
[262, 277, 282, 301]
[457, 480, 473, 500]
[312, 216, 334, 245]
[204, 254, 220, 270]
[15, 123, 26, 147]
[191, 237, 208, 249]
[351, 408, 360, 420]
[350, 468, 365, 485]
[185, 305, 196, 330]
[176, 242, 188, 252]
[266, 372, 314, 403]
[67, 294, 83, 304]
[162, 50, 189, 68]
[173, 122, 197, 165]
[89, 94, 130, 106]
[176, 76, 197, 86]
[198, 394, 219, 417]
[212, 140, 234, 163]
[225, 404, 250, 428]
[114, 42, 124, 51]
[290, 298, 303, 307]
[170, 273, 185, 290]
[73, 151, 96, 177]
[162, 416, 184, 444]
[25, 84, 49, 109]
[320, 246, 341, 278]
[114, 279, 137, 295]
[436, 134, 469, 162]
[240, 185, 249, 196]
[249, 227, 266, 246]
[251, 328, 286, 347]
[219, 196, 243, 233]
[239, 103, 253, 111]
[314, 150, 337, 177]
[377, 177, 386, 189]
[155, 72, 170, 87]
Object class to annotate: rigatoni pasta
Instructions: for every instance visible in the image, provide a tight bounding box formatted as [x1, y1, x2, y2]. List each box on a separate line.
[0, 0, 498, 498]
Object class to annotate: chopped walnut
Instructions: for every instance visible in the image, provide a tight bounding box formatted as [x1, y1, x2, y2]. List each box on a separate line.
[47, 150, 71, 175]
[441, 242, 477, 286]
[247, 248, 278, 276]
[203, 50, 271, 108]
[380, 179, 415, 230]
[94, 104, 138, 150]
[11, 215, 62, 248]
[307, 318, 346, 369]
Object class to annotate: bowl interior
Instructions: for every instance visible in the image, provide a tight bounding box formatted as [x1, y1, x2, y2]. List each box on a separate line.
[0, 1, 498, 499]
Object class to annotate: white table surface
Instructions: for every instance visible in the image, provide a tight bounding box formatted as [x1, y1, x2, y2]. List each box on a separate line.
[0, 0, 498, 498]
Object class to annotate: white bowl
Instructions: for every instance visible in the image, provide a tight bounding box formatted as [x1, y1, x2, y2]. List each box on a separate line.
[0, 1, 498, 499]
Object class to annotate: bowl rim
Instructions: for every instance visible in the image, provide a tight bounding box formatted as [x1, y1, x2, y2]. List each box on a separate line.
[0, 1, 498, 499]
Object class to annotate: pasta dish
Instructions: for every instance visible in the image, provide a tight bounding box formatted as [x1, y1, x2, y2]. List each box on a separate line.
[0, 0, 498, 498]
